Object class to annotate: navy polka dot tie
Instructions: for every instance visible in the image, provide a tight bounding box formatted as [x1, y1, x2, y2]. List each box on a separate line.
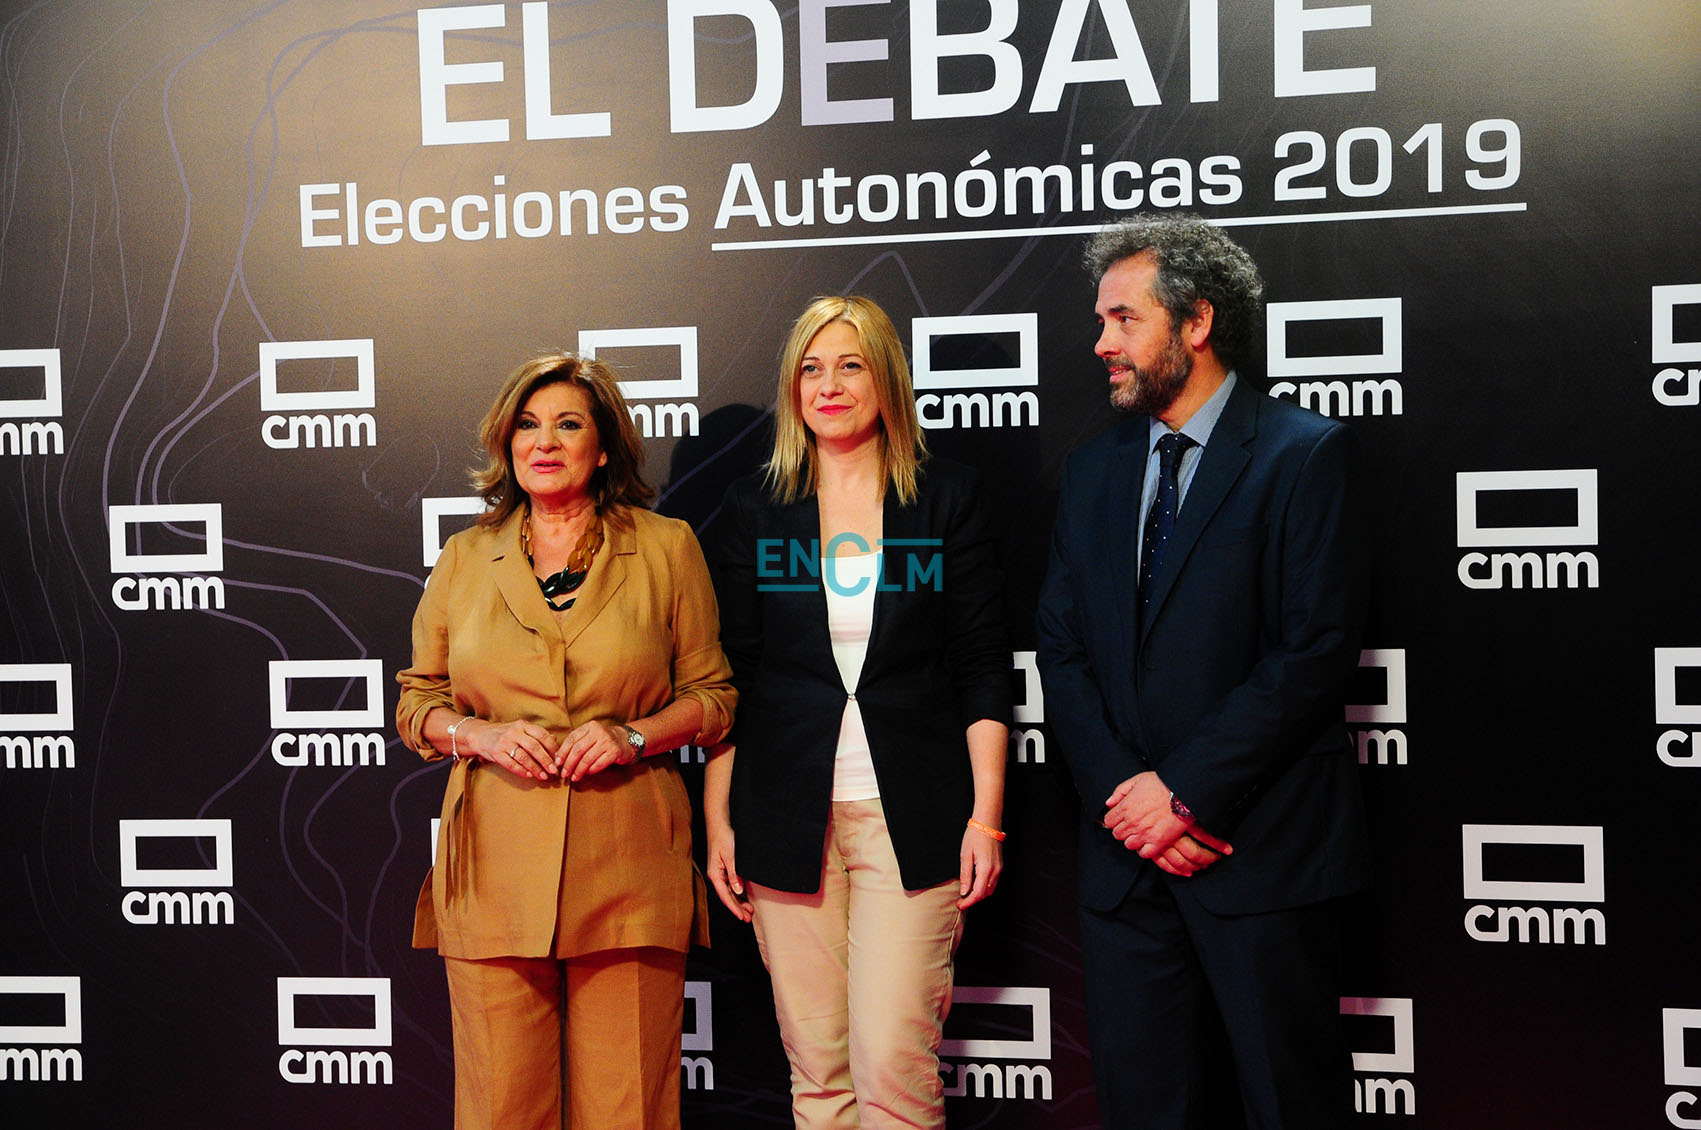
[1139, 432, 1195, 619]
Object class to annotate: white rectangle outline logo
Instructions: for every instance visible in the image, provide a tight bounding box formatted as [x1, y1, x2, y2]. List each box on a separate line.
[912, 313, 1038, 390]
[682, 981, 712, 1053]
[0, 976, 82, 1044]
[1656, 648, 1701, 725]
[1346, 649, 1406, 725]
[1266, 299, 1402, 378]
[268, 660, 384, 729]
[108, 504, 225, 574]
[0, 663, 73, 731]
[119, 819, 234, 888]
[1011, 651, 1043, 724]
[1461, 824, 1604, 903]
[1454, 470, 1598, 548]
[1653, 284, 1701, 365]
[940, 986, 1050, 1061]
[579, 327, 699, 400]
[1340, 997, 1414, 1074]
[0, 348, 63, 419]
[421, 496, 485, 567]
[1665, 1008, 1701, 1086]
[259, 339, 375, 412]
[277, 977, 392, 1047]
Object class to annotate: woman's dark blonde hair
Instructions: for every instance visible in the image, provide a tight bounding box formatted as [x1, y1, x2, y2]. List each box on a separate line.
[764, 295, 927, 505]
[471, 352, 652, 530]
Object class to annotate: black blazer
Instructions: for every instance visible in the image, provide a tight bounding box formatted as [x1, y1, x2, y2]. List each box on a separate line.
[710, 458, 1011, 892]
[1036, 378, 1372, 915]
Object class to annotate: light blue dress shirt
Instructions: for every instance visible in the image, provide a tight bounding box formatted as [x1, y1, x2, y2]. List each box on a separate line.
[1134, 372, 1238, 568]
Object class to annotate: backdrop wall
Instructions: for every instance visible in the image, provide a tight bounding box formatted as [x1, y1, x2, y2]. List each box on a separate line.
[3, 2, 1700, 1126]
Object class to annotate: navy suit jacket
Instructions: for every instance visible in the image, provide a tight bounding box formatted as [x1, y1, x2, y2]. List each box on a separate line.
[710, 459, 1012, 893]
[1037, 377, 1371, 915]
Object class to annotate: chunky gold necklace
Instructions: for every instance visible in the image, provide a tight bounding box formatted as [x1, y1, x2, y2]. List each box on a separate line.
[522, 507, 604, 611]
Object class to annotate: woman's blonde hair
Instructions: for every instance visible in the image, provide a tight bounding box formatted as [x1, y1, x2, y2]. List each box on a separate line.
[764, 295, 927, 505]
[471, 352, 652, 530]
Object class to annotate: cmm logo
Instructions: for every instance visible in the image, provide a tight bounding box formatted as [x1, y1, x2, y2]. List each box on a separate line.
[119, 819, 236, 926]
[1455, 470, 1599, 590]
[681, 981, 714, 1091]
[260, 339, 378, 450]
[1652, 284, 1701, 406]
[1347, 649, 1406, 766]
[581, 326, 699, 438]
[0, 348, 64, 456]
[1666, 1010, 1701, 1127]
[1341, 996, 1414, 1115]
[269, 660, 387, 768]
[108, 503, 226, 611]
[1010, 651, 1045, 764]
[277, 978, 393, 1085]
[1267, 299, 1404, 417]
[0, 977, 82, 1082]
[0, 663, 75, 771]
[1461, 824, 1604, 946]
[911, 314, 1039, 430]
[1656, 649, 1701, 767]
[939, 986, 1052, 1101]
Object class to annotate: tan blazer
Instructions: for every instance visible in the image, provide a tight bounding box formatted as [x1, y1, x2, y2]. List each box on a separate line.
[397, 504, 734, 959]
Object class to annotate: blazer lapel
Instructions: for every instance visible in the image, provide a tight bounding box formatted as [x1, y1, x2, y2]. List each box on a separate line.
[1138, 379, 1258, 635]
[1108, 420, 1149, 657]
[864, 486, 909, 661]
[557, 506, 633, 653]
[798, 498, 836, 664]
[490, 509, 561, 641]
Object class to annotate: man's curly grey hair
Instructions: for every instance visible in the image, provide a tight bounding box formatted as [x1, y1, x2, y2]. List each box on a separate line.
[1083, 214, 1265, 371]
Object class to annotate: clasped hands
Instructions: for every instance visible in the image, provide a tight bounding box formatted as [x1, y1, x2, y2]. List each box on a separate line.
[1103, 771, 1233, 878]
[462, 717, 638, 782]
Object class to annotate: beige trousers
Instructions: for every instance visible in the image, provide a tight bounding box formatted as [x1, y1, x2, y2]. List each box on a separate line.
[748, 798, 964, 1130]
[443, 947, 686, 1130]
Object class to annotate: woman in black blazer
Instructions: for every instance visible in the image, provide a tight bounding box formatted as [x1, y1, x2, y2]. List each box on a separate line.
[705, 295, 1011, 1128]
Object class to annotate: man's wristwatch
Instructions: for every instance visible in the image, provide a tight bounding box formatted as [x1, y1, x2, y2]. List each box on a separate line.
[1169, 791, 1194, 822]
[623, 724, 647, 761]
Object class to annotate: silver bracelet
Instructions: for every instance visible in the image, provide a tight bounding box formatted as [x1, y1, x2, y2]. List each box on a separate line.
[447, 715, 471, 760]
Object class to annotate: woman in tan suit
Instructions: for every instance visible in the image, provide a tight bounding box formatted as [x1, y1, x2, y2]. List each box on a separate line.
[397, 353, 735, 1130]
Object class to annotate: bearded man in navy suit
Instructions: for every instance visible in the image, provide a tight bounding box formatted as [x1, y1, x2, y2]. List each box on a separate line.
[1037, 214, 1371, 1129]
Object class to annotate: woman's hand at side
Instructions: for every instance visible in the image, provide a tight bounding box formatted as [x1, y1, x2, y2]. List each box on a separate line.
[957, 822, 1003, 909]
[958, 717, 1007, 909]
[701, 743, 752, 922]
[705, 819, 752, 923]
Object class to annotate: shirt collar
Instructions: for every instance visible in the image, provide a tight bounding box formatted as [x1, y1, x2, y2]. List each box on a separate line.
[1146, 371, 1238, 455]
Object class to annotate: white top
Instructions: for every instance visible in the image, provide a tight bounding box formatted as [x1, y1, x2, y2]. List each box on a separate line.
[824, 552, 881, 801]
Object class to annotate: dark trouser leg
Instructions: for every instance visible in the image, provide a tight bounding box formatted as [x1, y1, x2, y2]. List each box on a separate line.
[1175, 890, 1352, 1130]
[1079, 868, 1226, 1130]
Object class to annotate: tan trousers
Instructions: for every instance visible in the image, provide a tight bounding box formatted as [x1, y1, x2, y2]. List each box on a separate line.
[748, 798, 964, 1130]
[443, 947, 687, 1130]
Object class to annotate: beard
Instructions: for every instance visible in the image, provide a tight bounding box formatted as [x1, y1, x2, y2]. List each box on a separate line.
[1107, 330, 1191, 416]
